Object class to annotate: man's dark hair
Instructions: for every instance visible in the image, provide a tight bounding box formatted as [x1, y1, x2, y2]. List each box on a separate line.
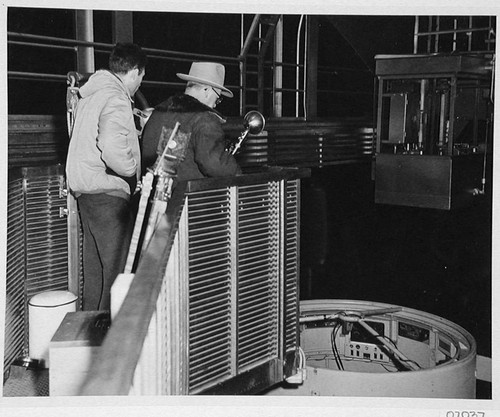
[109, 43, 147, 74]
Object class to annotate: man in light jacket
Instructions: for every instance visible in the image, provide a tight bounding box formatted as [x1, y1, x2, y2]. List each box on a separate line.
[66, 42, 147, 311]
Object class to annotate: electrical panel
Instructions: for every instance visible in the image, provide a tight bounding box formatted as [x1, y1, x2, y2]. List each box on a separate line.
[374, 53, 494, 210]
[343, 320, 390, 363]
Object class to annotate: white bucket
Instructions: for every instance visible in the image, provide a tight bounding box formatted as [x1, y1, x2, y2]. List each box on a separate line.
[28, 290, 78, 368]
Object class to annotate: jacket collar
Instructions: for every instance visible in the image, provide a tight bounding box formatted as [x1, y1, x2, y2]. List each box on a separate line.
[155, 94, 225, 122]
[102, 69, 134, 104]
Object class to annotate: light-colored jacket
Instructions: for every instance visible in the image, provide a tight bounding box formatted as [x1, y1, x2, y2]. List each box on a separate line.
[66, 70, 141, 200]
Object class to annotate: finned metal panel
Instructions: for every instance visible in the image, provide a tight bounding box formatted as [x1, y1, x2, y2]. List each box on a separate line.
[284, 179, 299, 350]
[237, 183, 280, 369]
[5, 177, 26, 371]
[5, 166, 70, 374]
[223, 118, 374, 170]
[186, 188, 233, 391]
[270, 125, 374, 168]
[183, 179, 300, 393]
[131, 175, 303, 395]
[24, 170, 69, 297]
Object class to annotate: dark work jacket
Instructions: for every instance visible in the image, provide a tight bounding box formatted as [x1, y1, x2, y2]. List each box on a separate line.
[141, 94, 241, 181]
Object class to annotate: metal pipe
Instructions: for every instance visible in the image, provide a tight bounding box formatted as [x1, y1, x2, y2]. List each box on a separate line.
[75, 9, 95, 73]
[7, 31, 111, 49]
[8, 71, 66, 81]
[468, 16, 473, 51]
[452, 19, 457, 52]
[8, 31, 240, 63]
[7, 71, 242, 94]
[418, 79, 427, 147]
[438, 92, 447, 151]
[303, 16, 308, 119]
[8, 40, 76, 51]
[295, 15, 304, 117]
[240, 14, 245, 115]
[427, 16, 432, 54]
[356, 319, 420, 371]
[239, 14, 261, 59]
[435, 16, 440, 53]
[273, 17, 283, 117]
[413, 16, 419, 54]
[415, 26, 492, 36]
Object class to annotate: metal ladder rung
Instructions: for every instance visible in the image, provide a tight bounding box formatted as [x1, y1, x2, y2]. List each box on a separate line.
[240, 14, 282, 114]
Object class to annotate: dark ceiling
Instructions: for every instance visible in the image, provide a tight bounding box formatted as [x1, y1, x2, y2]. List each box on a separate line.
[327, 15, 416, 71]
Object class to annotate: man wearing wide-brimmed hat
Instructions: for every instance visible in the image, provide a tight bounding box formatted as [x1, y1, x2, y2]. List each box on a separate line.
[141, 61, 241, 181]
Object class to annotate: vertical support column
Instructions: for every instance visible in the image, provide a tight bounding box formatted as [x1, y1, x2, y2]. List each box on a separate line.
[418, 79, 428, 148]
[472, 83, 480, 147]
[75, 10, 95, 73]
[452, 18, 458, 52]
[112, 11, 134, 44]
[239, 58, 247, 116]
[239, 14, 245, 115]
[257, 55, 265, 113]
[438, 91, 448, 152]
[305, 15, 318, 120]
[448, 77, 457, 155]
[70, 10, 95, 306]
[413, 16, 419, 54]
[375, 78, 384, 154]
[435, 16, 440, 53]
[427, 16, 433, 54]
[273, 17, 283, 118]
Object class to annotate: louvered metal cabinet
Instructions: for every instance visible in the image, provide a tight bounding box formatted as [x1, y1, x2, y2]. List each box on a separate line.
[188, 178, 301, 394]
[188, 179, 300, 394]
[4, 165, 72, 372]
[133, 176, 302, 395]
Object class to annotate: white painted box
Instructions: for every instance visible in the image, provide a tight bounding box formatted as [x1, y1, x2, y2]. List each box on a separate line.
[49, 311, 109, 396]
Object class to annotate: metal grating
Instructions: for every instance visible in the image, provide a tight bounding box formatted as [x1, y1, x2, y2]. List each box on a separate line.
[234, 133, 269, 167]
[24, 172, 69, 297]
[4, 166, 70, 376]
[269, 124, 374, 168]
[187, 188, 233, 390]
[129, 174, 303, 395]
[5, 177, 27, 371]
[283, 179, 299, 350]
[237, 182, 280, 368]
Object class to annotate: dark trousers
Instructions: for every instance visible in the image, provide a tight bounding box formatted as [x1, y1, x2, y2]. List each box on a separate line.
[77, 193, 133, 311]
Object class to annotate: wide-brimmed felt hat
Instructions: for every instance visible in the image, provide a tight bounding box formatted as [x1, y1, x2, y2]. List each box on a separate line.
[177, 62, 233, 98]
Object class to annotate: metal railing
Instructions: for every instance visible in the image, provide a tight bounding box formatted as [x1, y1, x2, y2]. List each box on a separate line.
[413, 16, 496, 54]
[7, 30, 241, 98]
